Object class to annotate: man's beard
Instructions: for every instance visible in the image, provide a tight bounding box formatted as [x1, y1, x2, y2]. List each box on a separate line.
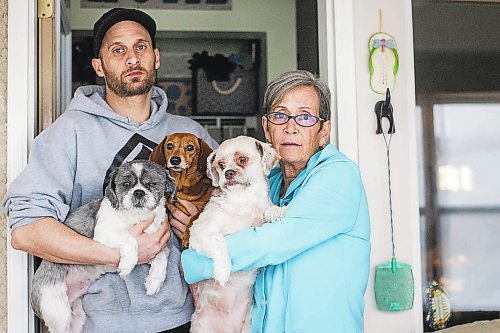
[101, 61, 156, 97]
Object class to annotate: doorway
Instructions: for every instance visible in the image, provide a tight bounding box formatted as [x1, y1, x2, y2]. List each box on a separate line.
[30, 1, 321, 332]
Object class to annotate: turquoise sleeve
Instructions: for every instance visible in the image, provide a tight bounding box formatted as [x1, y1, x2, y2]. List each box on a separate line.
[181, 248, 214, 284]
[182, 160, 365, 284]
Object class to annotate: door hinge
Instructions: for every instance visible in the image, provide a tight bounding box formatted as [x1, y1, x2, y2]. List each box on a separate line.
[38, 0, 54, 19]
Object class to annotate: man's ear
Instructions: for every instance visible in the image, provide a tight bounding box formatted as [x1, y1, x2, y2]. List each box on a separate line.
[92, 58, 105, 78]
[154, 48, 161, 70]
[206, 152, 219, 187]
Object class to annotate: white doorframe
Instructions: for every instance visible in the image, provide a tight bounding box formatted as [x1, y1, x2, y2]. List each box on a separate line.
[317, 0, 359, 164]
[317, 0, 338, 146]
[7, 0, 37, 332]
[58, 0, 72, 115]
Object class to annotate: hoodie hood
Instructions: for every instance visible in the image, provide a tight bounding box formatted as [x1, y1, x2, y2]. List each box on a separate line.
[66, 85, 169, 130]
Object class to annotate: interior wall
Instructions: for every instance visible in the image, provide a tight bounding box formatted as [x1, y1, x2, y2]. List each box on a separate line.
[69, 0, 297, 83]
[350, 0, 423, 331]
[0, 0, 8, 331]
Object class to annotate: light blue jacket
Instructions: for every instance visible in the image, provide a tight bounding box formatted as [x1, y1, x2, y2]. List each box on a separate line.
[182, 144, 371, 333]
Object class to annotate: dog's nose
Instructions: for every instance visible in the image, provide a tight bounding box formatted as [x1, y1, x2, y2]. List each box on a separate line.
[170, 156, 181, 166]
[133, 189, 145, 198]
[225, 169, 236, 179]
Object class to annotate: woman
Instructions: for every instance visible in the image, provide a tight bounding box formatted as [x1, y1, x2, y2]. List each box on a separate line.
[171, 70, 370, 333]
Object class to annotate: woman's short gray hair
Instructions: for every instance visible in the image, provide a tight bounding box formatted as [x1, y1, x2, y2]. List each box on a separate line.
[263, 70, 331, 121]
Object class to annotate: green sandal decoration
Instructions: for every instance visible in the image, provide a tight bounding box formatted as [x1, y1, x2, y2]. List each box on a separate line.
[369, 31, 399, 94]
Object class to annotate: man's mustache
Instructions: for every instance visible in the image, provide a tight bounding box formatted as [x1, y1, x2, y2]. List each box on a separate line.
[122, 67, 148, 77]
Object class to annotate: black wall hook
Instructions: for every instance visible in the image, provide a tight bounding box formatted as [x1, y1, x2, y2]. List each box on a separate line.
[375, 88, 395, 134]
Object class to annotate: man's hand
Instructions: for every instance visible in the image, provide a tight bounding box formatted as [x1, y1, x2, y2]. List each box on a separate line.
[168, 199, 199, 239]
[129, 219, 170, 264]
[179, 262, 200, 306]
[190, 282, 200, 306]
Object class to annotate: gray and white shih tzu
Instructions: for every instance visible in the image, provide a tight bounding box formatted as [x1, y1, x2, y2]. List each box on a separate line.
[31, 160, 176, 333]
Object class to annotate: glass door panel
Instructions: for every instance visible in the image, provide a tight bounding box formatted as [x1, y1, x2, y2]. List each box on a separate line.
[418, 101, 500, 330]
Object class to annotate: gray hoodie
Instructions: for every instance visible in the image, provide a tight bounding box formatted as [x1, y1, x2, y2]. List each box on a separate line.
[2, 85, 218, 332]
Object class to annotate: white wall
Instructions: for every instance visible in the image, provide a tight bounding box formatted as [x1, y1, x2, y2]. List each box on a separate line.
[348, 0, 423, 332]
[69, 0, 297, 82]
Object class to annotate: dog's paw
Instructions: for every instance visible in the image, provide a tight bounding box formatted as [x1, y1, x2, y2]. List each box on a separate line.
[264, 205, 287, 223]
[145, 275, 163, 295]
[118, 242, 138, 278]
[118, 256, 136, 277]
[145, 250, 168, 295]
[213, 263, 231, 286]
[119, 265, 134, 278]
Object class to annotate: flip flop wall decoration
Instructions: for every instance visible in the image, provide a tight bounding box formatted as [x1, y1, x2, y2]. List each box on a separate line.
[369, 31, 399, 94]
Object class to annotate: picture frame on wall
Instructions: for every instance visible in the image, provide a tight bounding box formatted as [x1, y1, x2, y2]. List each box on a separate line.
[80, 0, 231, 10]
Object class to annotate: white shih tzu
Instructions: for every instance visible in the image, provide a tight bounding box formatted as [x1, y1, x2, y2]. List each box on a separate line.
[30, 160, 176, 333]
[188, 136, 286, 333]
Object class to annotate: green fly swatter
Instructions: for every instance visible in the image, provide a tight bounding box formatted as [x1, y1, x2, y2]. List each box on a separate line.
[374, 94, 414, 311]
[374, 258, 414, 311]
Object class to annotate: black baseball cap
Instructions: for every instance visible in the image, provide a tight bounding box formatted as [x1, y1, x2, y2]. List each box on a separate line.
[93, 8, 157, 58]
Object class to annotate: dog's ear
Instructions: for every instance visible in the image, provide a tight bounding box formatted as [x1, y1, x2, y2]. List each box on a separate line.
[104, 169, 119, 209]
[197, 137, 214, 176]
[149, 136, 169, 166]
[165, 170, 177, 201]
[206, 152, 219, 187]
[255, 140, 281, 175]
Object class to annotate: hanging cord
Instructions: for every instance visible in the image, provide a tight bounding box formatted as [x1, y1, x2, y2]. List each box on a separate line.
[379, 110, 396, 260]
[379, 9, 383, 32]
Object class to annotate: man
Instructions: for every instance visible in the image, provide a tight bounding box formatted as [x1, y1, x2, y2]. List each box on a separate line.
[2, 8, 217, 333]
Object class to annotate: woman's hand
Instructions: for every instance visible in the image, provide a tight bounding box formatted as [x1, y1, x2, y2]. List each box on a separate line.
[129, 218, 170, 264]
[168, 199, 199, 239]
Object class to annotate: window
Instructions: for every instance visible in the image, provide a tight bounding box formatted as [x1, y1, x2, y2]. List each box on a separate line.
[417, 95, 500, 330]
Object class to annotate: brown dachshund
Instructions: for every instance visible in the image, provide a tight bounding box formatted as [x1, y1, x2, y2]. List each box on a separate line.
[150, 133, 214, 248]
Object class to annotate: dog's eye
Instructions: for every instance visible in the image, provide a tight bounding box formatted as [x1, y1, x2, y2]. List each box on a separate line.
[218, 161, 225, 169]
[186, 144, 195, 151]
[123, 182, 132, 188]
[166, 143, 174, 150]
[239, 157, 247, 164]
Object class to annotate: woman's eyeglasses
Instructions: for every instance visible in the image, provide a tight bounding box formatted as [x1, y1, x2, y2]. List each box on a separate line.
[266, 112, 324, 127]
